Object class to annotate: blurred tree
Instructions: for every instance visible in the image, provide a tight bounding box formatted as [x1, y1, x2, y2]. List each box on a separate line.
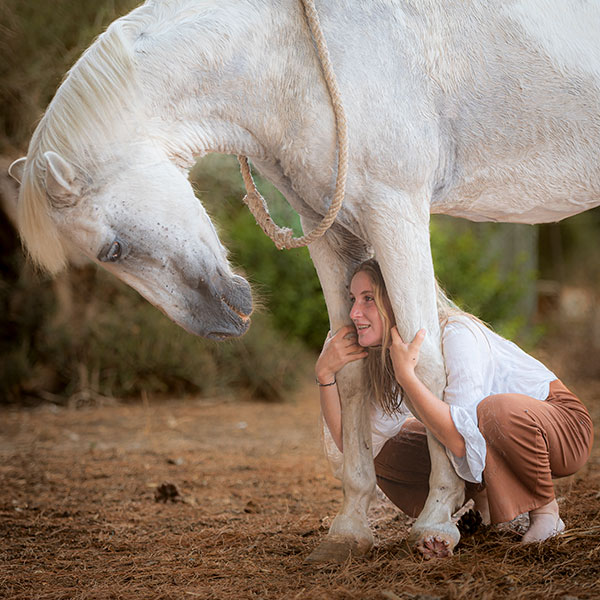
[431, 217, 538, 342]
[538, 208, 600, 285]
[0, 0, 140, 153]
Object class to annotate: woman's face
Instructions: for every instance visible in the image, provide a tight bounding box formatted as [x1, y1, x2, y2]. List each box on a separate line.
[349, 271, 385, 347]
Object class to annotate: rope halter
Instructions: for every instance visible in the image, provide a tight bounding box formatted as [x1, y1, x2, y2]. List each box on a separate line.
[237, 0, 348, 250]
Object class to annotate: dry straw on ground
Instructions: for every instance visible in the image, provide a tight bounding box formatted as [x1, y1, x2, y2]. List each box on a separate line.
[1, 371, 599, 599]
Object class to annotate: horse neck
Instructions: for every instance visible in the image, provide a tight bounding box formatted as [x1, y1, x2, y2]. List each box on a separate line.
[134, 1, 335, 183]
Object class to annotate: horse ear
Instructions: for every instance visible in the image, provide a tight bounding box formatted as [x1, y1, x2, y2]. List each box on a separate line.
[8, 157, 26, 184]
[44, 151, 83, 208]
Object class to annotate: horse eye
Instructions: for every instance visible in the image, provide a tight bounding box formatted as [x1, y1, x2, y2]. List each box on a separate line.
[98, 239, 127, 263]
[106, 240, 122, 262]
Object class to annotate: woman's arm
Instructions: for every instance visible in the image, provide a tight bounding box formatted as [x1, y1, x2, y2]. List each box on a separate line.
[316, 326, 368, 452]
[319, 381, 343, 452]
[389, 327, 466, 457]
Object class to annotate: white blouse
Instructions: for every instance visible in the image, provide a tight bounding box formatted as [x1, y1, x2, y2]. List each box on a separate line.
[440, 316, 556, 483]
[323, 316, 556, 484]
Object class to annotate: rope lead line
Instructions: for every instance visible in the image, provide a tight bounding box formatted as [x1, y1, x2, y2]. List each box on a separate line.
[237, 0, 348, 250]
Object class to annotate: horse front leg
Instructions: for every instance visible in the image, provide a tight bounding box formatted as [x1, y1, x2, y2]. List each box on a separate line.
[313, 359, 376, 562]
[410, 432, 464, 558]
[369, 208, 464, 558]
[302, 226, 374, 563]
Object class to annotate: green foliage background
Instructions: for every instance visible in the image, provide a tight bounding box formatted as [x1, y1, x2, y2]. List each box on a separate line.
[1, 0, 597, 404]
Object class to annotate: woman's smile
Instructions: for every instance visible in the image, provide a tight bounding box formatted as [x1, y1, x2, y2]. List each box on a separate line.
[349, 271, 385, 347]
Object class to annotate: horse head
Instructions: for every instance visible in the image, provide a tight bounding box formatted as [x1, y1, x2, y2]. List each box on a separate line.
[12, 143, 252, 340]
[10, 0, 319, 341]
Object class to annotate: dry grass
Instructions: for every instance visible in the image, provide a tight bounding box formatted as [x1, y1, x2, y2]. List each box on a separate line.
[1, 373, 599, 599]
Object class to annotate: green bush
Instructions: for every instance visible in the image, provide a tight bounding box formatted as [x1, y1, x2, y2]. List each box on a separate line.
[431, 217, 538, 342]
[0, 257, 310, 404]
[57, 276, 309, 402]
[0, 0, 140, 152]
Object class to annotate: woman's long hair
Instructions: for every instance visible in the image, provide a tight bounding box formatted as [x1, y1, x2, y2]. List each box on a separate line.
[351, 259, 402, 415]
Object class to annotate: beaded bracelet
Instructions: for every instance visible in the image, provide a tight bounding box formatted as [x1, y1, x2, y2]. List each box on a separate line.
[316, 377, 336, 387]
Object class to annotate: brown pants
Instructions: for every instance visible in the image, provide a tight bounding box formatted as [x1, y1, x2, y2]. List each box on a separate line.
[374, 380, 593, 524]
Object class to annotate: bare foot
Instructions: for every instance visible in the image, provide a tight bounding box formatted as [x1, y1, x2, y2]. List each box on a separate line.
[415, 535, 453, 560]
[521, 499, 565, 544]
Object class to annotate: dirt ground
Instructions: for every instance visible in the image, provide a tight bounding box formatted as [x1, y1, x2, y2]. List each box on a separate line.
[1, 363, 600, 599]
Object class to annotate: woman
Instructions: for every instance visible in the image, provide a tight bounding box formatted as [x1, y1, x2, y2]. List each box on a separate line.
[316, 259, 593, 543]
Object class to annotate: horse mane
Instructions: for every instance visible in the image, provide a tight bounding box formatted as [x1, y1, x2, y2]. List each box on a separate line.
[18, 0, 255, 273]
[18, 4, 153, 273]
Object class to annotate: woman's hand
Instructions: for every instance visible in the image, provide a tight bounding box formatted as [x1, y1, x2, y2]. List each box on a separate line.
[389, 327, 466, 458]
[389, 326, 426, 385]
[315, 325, 368, 384]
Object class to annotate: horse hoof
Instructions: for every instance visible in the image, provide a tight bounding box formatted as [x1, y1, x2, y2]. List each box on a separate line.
[408, 521, 460, 560]
[415, 535, 454, 560]
[304, 537, 369, 564]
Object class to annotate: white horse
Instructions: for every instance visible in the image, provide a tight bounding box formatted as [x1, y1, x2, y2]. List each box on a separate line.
[10, 0, 600, 560]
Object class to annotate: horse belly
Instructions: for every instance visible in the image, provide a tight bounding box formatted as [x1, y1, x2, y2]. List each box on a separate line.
[433, 191, 600, 225]
[429, 2, 600, 225]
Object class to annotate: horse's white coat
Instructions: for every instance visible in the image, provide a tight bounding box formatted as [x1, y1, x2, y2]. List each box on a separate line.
[12, 0, 600, 557]
[509, 0, 600, 80]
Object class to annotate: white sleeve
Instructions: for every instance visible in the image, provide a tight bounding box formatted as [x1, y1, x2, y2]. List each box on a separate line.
[371, 402, 411, 457]
[442, 320, 492, 483]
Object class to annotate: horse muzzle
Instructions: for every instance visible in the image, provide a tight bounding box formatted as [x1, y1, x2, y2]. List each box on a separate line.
[201, 272, 253, 340]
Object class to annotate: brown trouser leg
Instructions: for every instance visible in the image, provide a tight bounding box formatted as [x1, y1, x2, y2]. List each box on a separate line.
[477, 379, 593, 523]
[374, 380, 593, 524]
[374, 418, 431, 517]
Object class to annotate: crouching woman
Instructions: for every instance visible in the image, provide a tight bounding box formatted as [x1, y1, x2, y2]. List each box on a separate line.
[316, 259, 593, 543]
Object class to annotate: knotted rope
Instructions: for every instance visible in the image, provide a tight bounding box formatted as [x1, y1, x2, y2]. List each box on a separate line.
[237, 0, 348, 250]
